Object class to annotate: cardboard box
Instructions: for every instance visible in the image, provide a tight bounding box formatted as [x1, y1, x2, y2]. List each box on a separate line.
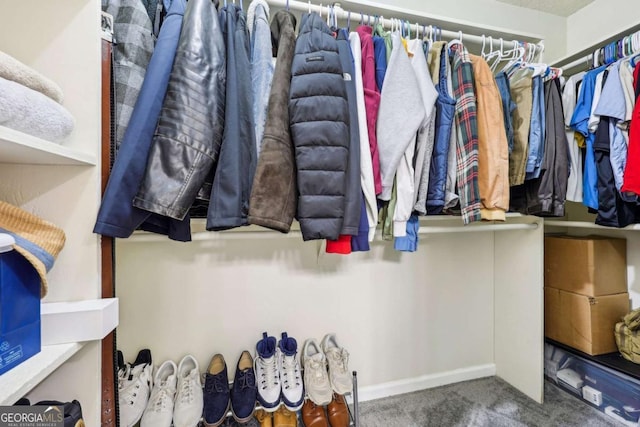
[545, 288, 629, 355]
[545, 235, 627, 297]
[544, 236, 628, 297]
[0, 248, 41, 376]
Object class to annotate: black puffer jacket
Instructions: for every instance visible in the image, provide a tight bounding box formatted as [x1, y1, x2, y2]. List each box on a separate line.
[289, 13, 350, 241]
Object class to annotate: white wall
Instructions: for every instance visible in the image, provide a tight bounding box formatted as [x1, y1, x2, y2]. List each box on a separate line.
[116, 232, 497, 390]
[567, 0, 640, 56]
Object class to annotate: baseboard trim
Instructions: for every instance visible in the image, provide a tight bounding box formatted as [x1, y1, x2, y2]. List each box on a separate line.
[355, 364, 497, 403]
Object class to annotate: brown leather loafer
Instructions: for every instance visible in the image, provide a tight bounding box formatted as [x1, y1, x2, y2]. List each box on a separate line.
[255, 409, 273, 427]
[273, 405, 297, 427]
[327, 394, 350, 427]
[302, 399, 329, 427]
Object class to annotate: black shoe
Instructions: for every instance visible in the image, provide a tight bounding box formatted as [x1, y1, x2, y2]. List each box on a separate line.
[35, 400, 84, 427]
[230, 351, 257, 423]
[203, 354, 231, 427]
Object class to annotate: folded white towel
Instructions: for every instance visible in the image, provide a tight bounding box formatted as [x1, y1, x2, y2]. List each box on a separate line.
[0, 51, 64, 104]
[0, 77, 75, 143]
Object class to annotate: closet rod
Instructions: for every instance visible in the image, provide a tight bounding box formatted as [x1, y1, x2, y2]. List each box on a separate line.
[418, 223, 538, 234]
[560, 55, 593, 72]
[127, 223, 538, 242]
[266, 0, 543, 54]
[544, 220, 640, 231]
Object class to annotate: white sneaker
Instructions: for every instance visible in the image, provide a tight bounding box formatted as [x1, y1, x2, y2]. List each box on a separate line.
[301, 339, 332, 406]
[119, 349, 153, 427]
[277, 333, 304, 411]
[255, 332, 281, 412]
[141, 360, 177, 427]
[173, 355, 204, 427]
[117, 350, 129, 391]
[321, 333, 353, 395]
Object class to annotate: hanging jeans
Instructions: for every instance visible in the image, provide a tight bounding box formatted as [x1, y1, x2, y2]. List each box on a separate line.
[495, 71, 516, 154]
[594, 117, 635, 227]
[525, 75, 546, 180]
[426, 45, 456, 215]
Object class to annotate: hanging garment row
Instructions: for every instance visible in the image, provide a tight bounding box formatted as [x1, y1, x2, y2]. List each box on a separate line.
[563, 30, 640, 228]
[95, 0, 563, 253]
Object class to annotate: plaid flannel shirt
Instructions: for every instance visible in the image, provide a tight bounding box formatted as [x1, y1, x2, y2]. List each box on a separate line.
[105, 0, 154, 157]
[450, 44, 482, 224]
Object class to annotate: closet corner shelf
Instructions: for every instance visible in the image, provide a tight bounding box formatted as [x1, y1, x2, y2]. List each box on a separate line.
[544, 220, 640, 231]
[0, 342, 85, 405]
[0, 125, 96, 166]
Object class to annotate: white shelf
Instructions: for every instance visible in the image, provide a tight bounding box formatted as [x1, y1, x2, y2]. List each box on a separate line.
[0, 125, 96, 166]
[544, 220, 640, 231]
[41, 298, 119, 346]
[0, 342, 85, 405]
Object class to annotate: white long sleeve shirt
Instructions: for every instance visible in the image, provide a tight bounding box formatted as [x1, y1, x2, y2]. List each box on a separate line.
[350, 32, 378, 241]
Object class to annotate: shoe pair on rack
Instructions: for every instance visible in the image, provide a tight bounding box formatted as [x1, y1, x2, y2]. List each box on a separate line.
[118, 349, 153, 427]
[14, 399, 85, 427]
[302, 334, 352, 406]
[254, 405, 298, 427]
[202, 351, 258, 426]
[302, 394, 350, 427]
[255, 332, 304, 412]
[140, 355, 203, 427]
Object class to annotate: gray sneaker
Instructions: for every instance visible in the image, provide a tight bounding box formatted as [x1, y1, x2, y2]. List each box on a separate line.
[302, 338, 332, 406]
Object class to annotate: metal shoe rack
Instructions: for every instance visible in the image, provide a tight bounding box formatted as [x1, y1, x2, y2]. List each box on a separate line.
[346, 371, 360, 427]
[297, 370, 360, 427]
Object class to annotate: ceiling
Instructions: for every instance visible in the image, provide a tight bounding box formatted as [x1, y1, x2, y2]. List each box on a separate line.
[495, 0, 595, 17]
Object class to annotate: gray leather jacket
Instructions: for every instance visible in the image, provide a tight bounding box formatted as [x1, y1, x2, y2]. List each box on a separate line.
[133, 0, 226, 221]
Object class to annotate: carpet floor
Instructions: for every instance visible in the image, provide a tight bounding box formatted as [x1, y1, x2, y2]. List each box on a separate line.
[357, 377, 623, 427]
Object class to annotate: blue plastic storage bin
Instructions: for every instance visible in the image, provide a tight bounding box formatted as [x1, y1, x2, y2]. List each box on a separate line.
[0, 233, 41, 376]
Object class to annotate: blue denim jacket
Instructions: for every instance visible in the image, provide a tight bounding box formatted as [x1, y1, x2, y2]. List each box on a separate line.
[248, 0, 274, 156]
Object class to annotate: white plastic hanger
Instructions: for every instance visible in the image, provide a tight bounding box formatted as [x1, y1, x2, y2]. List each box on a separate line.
[481, 35, 487, 59]
[489, 37, 505, 72]
[447, 31, 464, 50]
